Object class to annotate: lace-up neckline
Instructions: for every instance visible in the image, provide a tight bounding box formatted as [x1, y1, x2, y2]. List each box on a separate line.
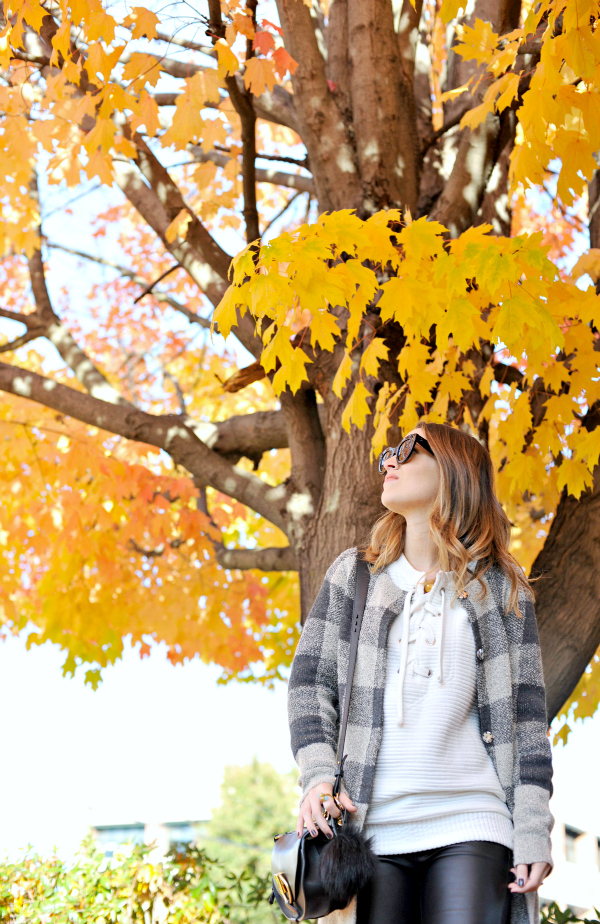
[390, 556, 454, 727]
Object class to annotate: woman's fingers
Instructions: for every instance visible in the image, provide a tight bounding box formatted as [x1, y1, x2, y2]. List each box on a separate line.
[339, 792, 357, 812]
[310, 791, 334, 837]
[508, 862, 548, 893]
[295, 784, 357, 838]
[508, 864, 530, 892]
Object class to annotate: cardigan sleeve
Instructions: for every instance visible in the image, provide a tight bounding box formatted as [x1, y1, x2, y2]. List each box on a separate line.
[507, 589, 555, 869]
[287, 548, 357, 800]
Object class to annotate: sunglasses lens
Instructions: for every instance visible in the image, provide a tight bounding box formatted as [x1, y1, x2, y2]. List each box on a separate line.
[397, 435, 415, 464]
[379, 449, 392, 473]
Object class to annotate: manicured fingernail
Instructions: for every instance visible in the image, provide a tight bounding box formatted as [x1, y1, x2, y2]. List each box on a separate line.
[518, 879, 524, 887]
[311, 829, 317, 836]
[326, 832, 333, 840]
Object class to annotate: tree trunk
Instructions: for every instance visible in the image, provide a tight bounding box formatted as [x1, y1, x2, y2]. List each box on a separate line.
[298, 399, 384, 614]
[532, 469, 600, 721]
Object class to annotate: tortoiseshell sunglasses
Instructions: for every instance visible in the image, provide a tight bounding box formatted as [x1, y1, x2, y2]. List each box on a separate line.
[378, 433, 434, 474]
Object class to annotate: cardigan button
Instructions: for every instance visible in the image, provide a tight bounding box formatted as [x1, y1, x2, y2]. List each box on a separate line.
[482, 731, 494, 744]
[476, 648, 485, 661]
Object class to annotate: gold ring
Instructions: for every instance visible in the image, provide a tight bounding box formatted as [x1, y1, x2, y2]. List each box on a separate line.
[319, 793, 331, 805]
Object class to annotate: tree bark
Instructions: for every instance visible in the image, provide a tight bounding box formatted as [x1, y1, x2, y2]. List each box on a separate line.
[347, 0, 419, 214]
[298, 389, 384, 614]
[276, 0, 363, 212]
[531, 470, 600, 721]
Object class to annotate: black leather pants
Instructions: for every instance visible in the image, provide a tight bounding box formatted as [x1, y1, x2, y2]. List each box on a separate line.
[356, 840, 512, 924]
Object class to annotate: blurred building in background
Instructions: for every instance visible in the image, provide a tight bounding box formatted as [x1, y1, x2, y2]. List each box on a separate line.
[92, 820, 208, 858]
[540, 814, 600, 917]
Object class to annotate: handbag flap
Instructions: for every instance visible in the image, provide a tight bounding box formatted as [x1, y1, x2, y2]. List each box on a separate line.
[271, 831, 304, 906]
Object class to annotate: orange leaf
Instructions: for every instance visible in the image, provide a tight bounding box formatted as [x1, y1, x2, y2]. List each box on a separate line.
[123, 6, 159, 39]
[243, 57, 277, 96]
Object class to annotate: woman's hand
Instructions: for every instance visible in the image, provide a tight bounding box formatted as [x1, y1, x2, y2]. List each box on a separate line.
[296, 783, 357, 838]
[508, 862, 552, 894]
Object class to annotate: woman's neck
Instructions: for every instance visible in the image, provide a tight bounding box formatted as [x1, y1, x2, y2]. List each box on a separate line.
[403, 513, 439, 575]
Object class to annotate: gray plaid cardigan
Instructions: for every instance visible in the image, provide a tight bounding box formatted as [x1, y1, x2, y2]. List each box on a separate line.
[288, 548, 554, 924]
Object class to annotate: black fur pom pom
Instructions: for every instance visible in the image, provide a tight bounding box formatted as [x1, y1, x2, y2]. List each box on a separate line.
[319, 829, 377, 908]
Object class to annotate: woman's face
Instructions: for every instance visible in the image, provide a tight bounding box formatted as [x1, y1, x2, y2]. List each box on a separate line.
[381, 429, 441, 517]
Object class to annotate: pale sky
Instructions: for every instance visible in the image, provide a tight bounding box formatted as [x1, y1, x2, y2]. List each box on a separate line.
[1, 633, 599, 859]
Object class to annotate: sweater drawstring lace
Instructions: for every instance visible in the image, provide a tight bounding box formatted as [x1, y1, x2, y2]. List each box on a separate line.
[396, 586, 447, 726]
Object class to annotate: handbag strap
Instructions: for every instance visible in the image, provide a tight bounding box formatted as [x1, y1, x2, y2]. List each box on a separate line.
[333, 556, 370, 796]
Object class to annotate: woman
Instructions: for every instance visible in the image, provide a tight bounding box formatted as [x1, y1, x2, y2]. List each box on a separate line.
[288, 422, 553, 924]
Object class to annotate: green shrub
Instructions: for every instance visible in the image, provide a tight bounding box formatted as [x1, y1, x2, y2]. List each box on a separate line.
[0, 836, 281, 924]
[541, 902, 600, 924]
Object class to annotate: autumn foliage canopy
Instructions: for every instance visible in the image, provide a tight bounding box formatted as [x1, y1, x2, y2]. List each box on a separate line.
[1, 0, 600, 736]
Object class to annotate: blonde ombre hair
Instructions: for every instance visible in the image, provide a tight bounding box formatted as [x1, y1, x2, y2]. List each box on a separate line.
[361, 421, 531, 615]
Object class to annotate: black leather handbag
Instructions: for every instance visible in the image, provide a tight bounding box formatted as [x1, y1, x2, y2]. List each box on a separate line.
[269, 558, 374, 922]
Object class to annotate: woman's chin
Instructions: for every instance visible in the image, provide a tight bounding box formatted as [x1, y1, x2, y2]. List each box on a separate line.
[381, 493, 403, 514]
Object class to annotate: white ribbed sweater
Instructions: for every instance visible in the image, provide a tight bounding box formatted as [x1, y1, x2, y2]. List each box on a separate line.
[363, 554, 514, 856]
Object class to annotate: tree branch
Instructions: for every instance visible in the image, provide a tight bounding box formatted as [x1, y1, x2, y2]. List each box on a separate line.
[347, 0, 419, 214]
[188, 147, 315, 194]
[0, 360, 290, 533]
[276, 0, 362, 212]
[216, 545, 297, 570]
[154, 31, 216, 58]
[279, 387, 326, 550]
[420, 101, 473, 155]
[207, 0, 260, 244]
[44, 241, 212, 328]
[28, 246, 130, 405]
[115, 135, 230, 293]
[396, 0, 423, 87]
[214, 144, 308, 168]
[110, 151, 246, 356]
[153, 79, 300, 133]
[207, 407, 290, 462]
[0, 330, 42, 352]
[0, 307, 41, 326]
[113, 136, 262, 359]
[430, 0, 523, 236]
[133, 264, 180, 304]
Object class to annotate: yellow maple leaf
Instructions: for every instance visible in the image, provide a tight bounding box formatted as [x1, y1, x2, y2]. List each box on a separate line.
[243, 57, 277, 96]
[212, 285, 247, 338]
[232, 12, 255, 40]
[86, 42, 126, 83]
[455, 18, 499, 66]
[86, 9, 118, 43]
[130, 91, 160, 136]
[571, 249, 600, 284]
[439, 0, 466, 25]
[271, 347, 312, 395]
[216, 39, 239, 78]
[341, 382, 372, 433]
[84, 149, 113, 185]
[556, 457, 593, 499]
[165, 208, 192, 243]
[123, 6, 159, 39]
[435, 297, 480, 353]
[398, 217, 446, 262]
[83, 117, 116, 155]
[573, 427, 600, 469]
[360, 337, 389, 379]
[121, 52, 162, 88]
[310, 311, 341, 351]
[332, 350, 354, 398]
